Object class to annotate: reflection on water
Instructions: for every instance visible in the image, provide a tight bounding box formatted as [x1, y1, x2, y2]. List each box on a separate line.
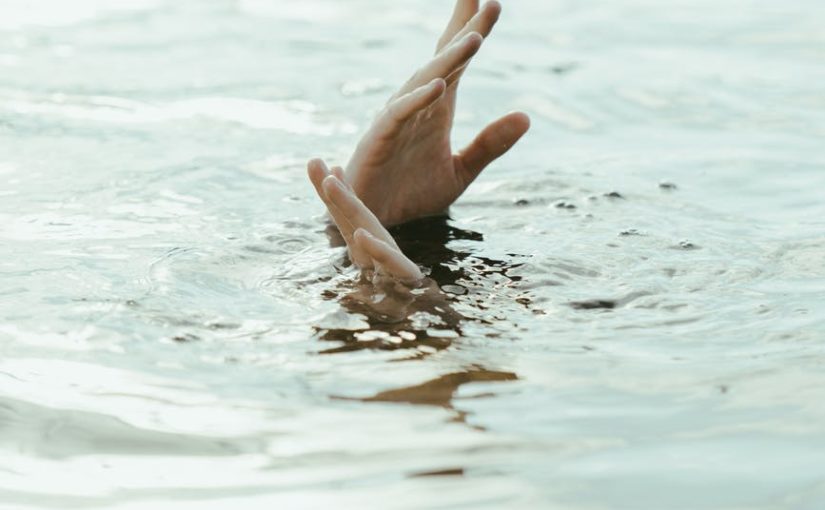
[2, 0, 825, 508]
[315, 216, 528, 356]
[337, 366, 518, 427]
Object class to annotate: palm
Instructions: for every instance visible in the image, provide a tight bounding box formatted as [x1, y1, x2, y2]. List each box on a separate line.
[349, 89, 458, 225]
[345, 0, 530, 226]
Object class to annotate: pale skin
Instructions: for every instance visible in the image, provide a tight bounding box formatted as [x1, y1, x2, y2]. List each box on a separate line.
[307, 159, 423, 284]
[343, 0, 531, 227]
[308, 0, 530, 283]
[309, 159, 461, 326]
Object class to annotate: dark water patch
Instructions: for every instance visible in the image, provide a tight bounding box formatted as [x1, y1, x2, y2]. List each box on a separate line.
[555, 201, 577, 210]
[346, 367, 518, 429]
[619, 229, 644, 237]
[317, 330, 453, 356]
[171, 333, 201, 343]
[334, 367, 518, 410]
[548, 62, 580, 75]
[206, 321, 240, 330]
[314, 217, 529, 355]
[315, 280, 461, 357]
[672, 240, 701, 250]
[570, 299, 616, 310]
[409, 467, 465, 478]
[391, 217, 526, 289]
[569, 291, 652, 311]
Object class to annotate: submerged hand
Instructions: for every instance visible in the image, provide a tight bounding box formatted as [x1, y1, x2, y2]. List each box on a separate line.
[308, 159, 424, 285]
[345, 0, 530, 226]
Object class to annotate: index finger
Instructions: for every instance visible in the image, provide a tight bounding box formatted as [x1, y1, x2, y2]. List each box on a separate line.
[436, 0, 479, 52]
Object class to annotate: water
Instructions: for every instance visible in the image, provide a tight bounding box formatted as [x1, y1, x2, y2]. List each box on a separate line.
[2, 0, 825, 508]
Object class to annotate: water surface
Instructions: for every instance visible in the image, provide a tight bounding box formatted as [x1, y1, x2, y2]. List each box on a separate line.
[2, 0, 825, 508]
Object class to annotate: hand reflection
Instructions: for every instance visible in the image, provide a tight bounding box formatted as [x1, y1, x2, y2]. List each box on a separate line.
[313, 216, 528, 357]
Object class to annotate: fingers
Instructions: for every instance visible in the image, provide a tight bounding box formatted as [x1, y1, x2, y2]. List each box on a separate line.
[307, 158, 332, 199]
[377, 79, 446, 138]
[321, 174, 399, 250]
[309, 159, 373, 267]
[330, 165, 346, 183]
[445, 1, 501, 49]
[437, 0, 479, 51]
[309, 161, 422, 283]
[407, 31, 482, 92]
[308, 159, 358, 244]
[354, 229, 423, 284]
[309, 161, 421, 280]
[456, 111, 531, 185]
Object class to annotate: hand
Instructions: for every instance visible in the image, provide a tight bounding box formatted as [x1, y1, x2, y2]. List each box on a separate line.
[308, 159, 424, 285]
[344, 0, 530, 226]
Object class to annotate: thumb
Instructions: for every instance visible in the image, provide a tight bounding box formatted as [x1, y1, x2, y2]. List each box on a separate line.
[456, 111, 530, 185]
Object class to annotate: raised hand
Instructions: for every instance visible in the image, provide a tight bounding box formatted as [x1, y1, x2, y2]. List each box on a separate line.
[344, 0, 531, 226]
[307, 159, 424, 285]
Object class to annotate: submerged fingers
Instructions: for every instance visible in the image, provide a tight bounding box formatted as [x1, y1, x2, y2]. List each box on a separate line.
[354, 228, 423, 284]
[307, 159, 371, 266]
[321, 175, 399, 250]
[308, 163, 422, 283]
[307, 158, 330, 199]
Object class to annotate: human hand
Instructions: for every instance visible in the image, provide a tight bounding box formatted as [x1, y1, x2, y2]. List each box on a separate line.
[344, 0, 531, 226]
[307, 158, 424, 285]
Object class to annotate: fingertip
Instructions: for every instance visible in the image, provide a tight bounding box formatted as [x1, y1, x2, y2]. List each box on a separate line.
[485, 0, 502, 17]
[354, 227, 369, 241]
[307, 158, 327, 171]
[480, 1, 502, 36]
[426, 78, 447, 98]
[354, 228, 380, 256]
[352, 228, 366, 249]
[465, 31, 484, 47]
[511, 111, 532, 134]
[307, 158, 330, 187]
[321, 174, 342, 196]
[460, 32, 484, 59]
[330, 165, 347, 184]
